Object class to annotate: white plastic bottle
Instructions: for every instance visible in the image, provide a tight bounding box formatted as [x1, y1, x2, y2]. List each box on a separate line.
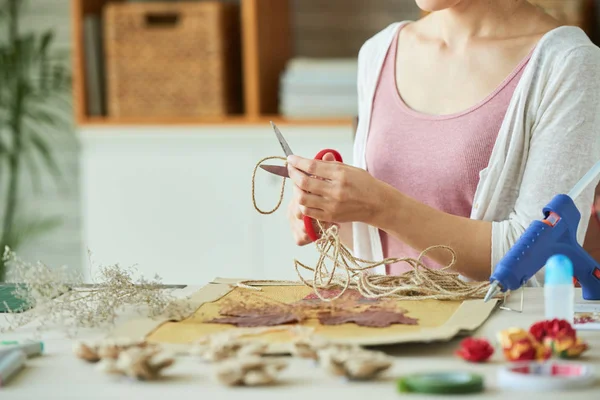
[544, 254, 575, 321]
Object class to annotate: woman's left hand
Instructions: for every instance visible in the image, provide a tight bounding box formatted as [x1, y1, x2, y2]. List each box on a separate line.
[286, 154, 390, 225]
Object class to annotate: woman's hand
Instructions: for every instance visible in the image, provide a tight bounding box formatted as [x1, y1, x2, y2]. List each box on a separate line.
[287, 194, 313, 246]
[286, 153, 389, 226]
[287, 152, 339, 245]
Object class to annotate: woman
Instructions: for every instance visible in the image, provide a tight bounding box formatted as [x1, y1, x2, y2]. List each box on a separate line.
[285, 0, 600, 283]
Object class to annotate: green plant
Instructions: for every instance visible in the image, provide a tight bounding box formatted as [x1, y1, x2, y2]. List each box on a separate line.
[0, 0, 73, 280]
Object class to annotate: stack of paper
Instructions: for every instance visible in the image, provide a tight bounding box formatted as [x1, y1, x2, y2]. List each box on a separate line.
[279, 58, 358, 118]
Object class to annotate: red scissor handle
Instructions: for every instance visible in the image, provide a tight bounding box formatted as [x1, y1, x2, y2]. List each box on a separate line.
[303, 149, 344, 242]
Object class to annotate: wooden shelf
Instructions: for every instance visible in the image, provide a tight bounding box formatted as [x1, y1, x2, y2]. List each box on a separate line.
[71, 0, 354, 127]
[79, 115, 354, 127]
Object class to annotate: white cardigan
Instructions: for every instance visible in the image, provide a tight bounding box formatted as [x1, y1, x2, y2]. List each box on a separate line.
[351, 22, 600, 282]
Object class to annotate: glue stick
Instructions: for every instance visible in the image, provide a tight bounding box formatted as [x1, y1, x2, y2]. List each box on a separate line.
[544, 254, 575, 321]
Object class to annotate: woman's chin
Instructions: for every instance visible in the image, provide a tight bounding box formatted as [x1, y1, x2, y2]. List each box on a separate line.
[415, 0, 464, 12]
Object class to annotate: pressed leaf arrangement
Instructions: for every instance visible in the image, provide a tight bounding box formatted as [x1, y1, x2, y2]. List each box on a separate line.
[208, 289, 420, 329]
[0, 0, 74, 281]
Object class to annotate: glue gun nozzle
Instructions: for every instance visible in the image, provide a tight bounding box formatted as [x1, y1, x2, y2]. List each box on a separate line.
[484, 281, 502, 302]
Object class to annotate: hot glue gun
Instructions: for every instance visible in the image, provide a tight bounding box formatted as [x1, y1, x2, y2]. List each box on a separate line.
[484, 161, 600, 302]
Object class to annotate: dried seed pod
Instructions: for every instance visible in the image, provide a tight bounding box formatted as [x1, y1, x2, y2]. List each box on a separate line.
[96, 338, 149, 360]
[290, 336, 360, 360]
[98, 347, 175, 381]
[317, 348, 392, 381]
[73, 341, 100, 363]
[191, 338, 268, 362]
[213, 356, 287, 386]
[290, 339, 318, 360]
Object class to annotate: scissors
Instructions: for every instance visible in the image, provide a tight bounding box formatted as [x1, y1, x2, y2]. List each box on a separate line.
[260, 121, 343, 242]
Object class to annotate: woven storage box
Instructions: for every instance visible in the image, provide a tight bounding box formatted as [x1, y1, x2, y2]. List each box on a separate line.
[103, 2, 242, 118]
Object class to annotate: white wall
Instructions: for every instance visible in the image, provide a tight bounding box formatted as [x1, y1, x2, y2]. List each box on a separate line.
[80, 124, 354, 284]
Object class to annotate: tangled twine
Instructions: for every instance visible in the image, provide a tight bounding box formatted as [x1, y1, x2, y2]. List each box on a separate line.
[251, 156, 491, 302]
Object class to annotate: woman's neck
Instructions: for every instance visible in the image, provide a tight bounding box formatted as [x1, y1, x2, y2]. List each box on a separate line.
[431, 0, 533, 47]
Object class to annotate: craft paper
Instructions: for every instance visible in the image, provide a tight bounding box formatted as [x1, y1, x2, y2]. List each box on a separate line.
[109, 278, 500, 353]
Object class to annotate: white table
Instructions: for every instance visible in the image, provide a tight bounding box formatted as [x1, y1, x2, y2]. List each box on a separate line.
[1, 286, 599, 399]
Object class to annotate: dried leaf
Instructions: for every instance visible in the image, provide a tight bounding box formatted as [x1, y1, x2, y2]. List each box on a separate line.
[318, 306, 418, 328]
[209, 313, 301, 327]
[209, 297, 303, 327]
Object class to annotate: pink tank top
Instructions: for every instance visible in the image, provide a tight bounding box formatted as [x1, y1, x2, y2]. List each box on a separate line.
[365, 26, 531, 275]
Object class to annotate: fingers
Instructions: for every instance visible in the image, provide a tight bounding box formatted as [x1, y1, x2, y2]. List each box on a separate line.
[293, 185, 324, 210]
[299, 207, 328, 222]
[287, 165, 330, 195]
[287, 155, 337, 179]
[293, 224, 312, 246]
[293, 204, 303, 219]
[321, 152, 337, 162]
[288, 194, 312, 246]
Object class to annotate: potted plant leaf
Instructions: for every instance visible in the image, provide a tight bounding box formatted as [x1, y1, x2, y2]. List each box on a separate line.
[0, 0, 73, 281]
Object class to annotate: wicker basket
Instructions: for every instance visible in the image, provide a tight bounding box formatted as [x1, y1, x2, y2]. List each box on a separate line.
[103, 1, 242, 118]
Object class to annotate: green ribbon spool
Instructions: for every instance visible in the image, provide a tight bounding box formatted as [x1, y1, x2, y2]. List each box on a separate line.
[397, 371, 484, 394]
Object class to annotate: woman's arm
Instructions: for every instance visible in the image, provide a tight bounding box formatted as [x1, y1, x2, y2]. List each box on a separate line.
[374, 187, 491, 280]
[286, 156, 491, 280]
[489, 45, 600, 275]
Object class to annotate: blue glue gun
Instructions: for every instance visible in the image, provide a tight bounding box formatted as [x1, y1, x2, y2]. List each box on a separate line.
[484, 193, 600, 302]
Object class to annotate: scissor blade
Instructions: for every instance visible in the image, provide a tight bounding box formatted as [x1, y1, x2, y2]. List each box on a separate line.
[260, 164, 289, 178]
[270, 121, 294, 157]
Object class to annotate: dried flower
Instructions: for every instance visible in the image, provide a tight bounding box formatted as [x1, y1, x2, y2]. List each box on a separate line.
[290, 337, 324, 360]
[98, 346, 174, 381]
[213, 356, 287, 386]
[73, 338, 154, 362]
[455, 337, 494, 363]
[290, 336, 359, 360]
[1, 247, 192, 336]
[190, 337, 268, 362]
[317, 347, 392, 381]
[73, 342, 101, 363]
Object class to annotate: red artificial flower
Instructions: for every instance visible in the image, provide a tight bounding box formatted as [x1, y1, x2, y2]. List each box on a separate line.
[529, 319, 575, 342]
[455, 337, 494, 363]
[528, 319, 587, 359]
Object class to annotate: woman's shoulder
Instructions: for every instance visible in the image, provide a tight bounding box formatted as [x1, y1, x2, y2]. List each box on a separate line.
[536, 26, 600, 65]
[356, 21, 408, 91]
[357, 21, 406, 65]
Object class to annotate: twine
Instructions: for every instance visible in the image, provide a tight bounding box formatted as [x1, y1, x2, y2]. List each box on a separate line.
[251, 157, 491, 302]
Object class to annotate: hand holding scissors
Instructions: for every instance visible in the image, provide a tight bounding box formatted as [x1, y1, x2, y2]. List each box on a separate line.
[260, 122, 343, 242]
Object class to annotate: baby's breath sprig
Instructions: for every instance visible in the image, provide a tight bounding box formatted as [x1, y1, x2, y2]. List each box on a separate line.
[1, 247, 192, 336]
